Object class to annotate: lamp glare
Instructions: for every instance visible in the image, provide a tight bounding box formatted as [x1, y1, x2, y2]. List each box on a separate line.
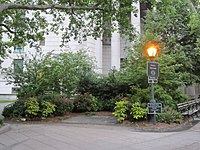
[147, 47, 157, 58]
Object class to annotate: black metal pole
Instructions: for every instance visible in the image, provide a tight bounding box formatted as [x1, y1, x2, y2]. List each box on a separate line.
[150, 82, 156, 125]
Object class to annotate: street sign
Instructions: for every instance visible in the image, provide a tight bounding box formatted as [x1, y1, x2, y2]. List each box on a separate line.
[148, 102, 162, 114]
[147, 62, 159, 78]
[148, 77, 158, 83]
[147, 62, 159, 83]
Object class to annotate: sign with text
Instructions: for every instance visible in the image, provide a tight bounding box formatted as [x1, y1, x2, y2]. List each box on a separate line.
[147, 62, 159, 83]
[147, 62, 159, 78]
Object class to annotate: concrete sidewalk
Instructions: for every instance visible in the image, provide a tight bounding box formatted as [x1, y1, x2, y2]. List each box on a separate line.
[62, 115, 118, 125]
[0, 120, 200, 150]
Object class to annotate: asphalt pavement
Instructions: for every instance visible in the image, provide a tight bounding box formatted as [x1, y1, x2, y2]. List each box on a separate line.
[0, 103, 200, 150]
[0, 119, 199, 150]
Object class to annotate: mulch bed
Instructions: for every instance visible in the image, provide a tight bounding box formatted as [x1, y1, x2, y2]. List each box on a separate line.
[4, 111, 194, 131]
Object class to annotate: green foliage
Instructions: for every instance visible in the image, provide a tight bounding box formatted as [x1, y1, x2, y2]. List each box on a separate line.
[3, 94, 74, 119]
[73, 93, 99, 112]
[130, 102, 147, 120]
[0, 0, 137, 59]
[118, 33, 190, 108]
[24, 98, 40, 117]
[112, 101, 129, 122]
[5, 51, 95, 99]
[2, 100, 26, 118]
[51, 97, 74, 116]
[0, 119, 3, 126]
[41, 101, 56, 118]
[39, 93, 74, 116]
[127, 86, 151, 104]
[77, 70, 130, 111]
[144, 0, 200, 84]
[157, 106, 183, 124]
[102, 96, 122, 112]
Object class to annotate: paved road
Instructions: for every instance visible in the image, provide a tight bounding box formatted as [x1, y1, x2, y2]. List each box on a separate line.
[0, 121, 200, 150]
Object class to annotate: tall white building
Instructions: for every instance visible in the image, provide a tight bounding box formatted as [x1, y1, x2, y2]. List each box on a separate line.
[0, 2, 141, 99]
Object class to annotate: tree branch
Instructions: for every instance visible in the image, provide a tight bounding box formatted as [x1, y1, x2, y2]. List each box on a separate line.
[0, 23, 16, 34]
[0, 3, 102, 12]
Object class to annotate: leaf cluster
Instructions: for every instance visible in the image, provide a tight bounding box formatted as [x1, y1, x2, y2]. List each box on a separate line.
[4, 50, 95, 98]
[0, 0, 138, 58]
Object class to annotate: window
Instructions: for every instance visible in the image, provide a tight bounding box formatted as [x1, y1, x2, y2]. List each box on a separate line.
[14, 46, 24, 53]
[12, 87, 18, 94]
[102, 21, 111, 45]
[120, 58, 126, 69]
[102, 33, 111, 45]
[13, 59, 23, 73]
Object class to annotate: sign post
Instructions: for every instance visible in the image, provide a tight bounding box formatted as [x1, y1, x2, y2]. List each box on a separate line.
[144, 41, 161, 125]
[147, 62, 162, 124]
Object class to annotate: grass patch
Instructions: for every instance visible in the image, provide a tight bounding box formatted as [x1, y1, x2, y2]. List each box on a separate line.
[0, 100, 16, 103]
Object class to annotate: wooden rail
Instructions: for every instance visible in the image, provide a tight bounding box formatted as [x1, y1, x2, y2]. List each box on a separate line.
[177, 99, 200, 119]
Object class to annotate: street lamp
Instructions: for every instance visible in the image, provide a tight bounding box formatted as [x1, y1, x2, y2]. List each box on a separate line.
[145, 41, 161, 125]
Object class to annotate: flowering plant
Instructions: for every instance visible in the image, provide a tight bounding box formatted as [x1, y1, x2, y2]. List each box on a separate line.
[73, 93, 99, 112]
[52, 97, 74, 116]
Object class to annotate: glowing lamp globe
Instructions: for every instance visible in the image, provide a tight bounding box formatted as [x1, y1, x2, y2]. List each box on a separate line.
[147, 46, 158, 58]
[145, 41, 159, 59]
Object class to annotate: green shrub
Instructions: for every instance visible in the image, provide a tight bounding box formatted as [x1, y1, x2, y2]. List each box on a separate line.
[112, 101, 129, 122]
[113, 100, 148, 122]
[39, 93, 74, 116]
[157, 106, 183, 124]
[51, 97, 74, 116]
[127, 86, 151, 104]
[24, 98, 40, 118]
[73, 93, 99, 112]
[0, 119, 3, 126]
[102, 96, 124, 111]
[2, 100, 26, 118]
[130, 102, 147, 120]
[41, 101, 56, 118]
[77, 70, 130, 111]
[5, 51, 95, 99]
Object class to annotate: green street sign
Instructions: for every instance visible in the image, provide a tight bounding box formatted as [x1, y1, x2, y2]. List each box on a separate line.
[148, 103, 162, 114]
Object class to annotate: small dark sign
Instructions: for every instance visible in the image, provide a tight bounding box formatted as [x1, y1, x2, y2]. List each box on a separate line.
[147, 62, 159, 78]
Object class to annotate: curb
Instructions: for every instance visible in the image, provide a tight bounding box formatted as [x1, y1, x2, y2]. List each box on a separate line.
[0, 123, 11, 134]
[127, 120, 200, 132]
[61, 117, 200, 132]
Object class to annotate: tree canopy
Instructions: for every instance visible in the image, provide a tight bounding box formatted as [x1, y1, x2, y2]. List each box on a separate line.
[0, 0, 140, 59]
[116, 0, 199, 106]
[143, 0, 200, 84]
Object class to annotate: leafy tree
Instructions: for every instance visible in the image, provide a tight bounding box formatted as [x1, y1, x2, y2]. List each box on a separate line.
[144, 0, 200, 84]
[0, 0, 139, 59]
[5, 51, 95, 98]
[117, 0, 200, 106]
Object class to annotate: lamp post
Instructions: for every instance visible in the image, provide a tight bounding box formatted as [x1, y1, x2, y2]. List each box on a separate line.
[145, 41, 160, 125]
